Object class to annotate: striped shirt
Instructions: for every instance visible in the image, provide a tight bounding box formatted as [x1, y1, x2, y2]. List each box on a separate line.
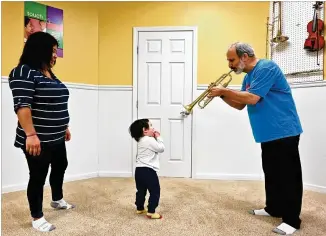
[8, 64, 70, 148]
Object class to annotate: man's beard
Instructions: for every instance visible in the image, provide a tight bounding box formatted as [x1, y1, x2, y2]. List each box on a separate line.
[234, 60, 245, 74]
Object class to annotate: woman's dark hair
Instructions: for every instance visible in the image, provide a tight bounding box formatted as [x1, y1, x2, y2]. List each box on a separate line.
[129, 119, 150, 142]
[19, 31, 59, 71]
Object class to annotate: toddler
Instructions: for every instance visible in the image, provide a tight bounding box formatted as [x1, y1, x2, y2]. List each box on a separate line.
[128, 118, 165, 219]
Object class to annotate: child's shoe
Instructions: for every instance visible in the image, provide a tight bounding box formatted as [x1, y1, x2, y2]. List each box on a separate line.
[146, 212, 162, 219]
[136, 208, 147, 214]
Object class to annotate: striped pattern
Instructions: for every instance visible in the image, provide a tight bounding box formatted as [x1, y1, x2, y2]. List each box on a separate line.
[8, 64, 70, 148]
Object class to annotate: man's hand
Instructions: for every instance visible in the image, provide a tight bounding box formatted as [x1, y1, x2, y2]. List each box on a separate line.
[207, 87, 226, 98]
[65, 128, 71, 141]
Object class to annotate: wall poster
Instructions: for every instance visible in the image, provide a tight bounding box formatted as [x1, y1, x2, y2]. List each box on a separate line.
[24, 1, 64, 58]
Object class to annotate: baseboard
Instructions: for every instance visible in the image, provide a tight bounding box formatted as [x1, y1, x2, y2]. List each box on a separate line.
[1, 172, 99, 194]
[63, 172, 99, 183]
[260, 177, 326, 194]
[194, 174, 326, 193]
[2, 172, 326, 194]
[98, 171, 133, 177]
[303, 183, 326, 194]
[194, 173, 263, 181]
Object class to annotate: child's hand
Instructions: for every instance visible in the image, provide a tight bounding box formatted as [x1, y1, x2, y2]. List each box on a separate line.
[154, 131, 160, 138]
[144, 129, 155, 137]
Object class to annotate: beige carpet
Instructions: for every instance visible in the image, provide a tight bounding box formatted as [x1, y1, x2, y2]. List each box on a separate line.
[2, 177, 326, 236]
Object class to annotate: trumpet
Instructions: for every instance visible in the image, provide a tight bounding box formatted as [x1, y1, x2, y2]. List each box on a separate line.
[180, 70, 233, 116]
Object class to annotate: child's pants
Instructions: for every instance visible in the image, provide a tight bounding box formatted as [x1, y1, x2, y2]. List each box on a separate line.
[134, 167, 160, 213]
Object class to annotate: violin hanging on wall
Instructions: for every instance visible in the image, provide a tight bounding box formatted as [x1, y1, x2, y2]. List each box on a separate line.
[304, 1, 324, 65]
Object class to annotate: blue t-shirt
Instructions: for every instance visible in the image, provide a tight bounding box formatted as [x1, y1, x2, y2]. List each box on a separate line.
[241, 59, 303, 143]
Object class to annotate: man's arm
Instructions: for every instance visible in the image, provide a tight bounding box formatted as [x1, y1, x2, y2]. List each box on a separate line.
[220, 66, 277, 106]
[220, 96, 246, 110]
[221, 89, 260, 106]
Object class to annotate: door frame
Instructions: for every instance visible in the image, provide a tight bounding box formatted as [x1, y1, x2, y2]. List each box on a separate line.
[132, 26, 198, 178]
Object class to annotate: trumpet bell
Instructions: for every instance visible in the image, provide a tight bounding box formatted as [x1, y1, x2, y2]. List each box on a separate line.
[180, 105, 192, 116]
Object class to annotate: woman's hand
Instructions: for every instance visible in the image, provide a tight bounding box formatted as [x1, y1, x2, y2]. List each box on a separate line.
[65, 128, 71, 141]
[26, 135, 41, 156]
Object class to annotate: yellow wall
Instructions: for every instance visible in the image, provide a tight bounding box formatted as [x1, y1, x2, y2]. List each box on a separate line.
[98, 1, 270, 85]
[6, 2, 323, 86]
[1, 1, 98, 84]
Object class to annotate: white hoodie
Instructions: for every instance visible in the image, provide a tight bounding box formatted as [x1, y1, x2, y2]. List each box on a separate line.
[135, 136, 165, 172]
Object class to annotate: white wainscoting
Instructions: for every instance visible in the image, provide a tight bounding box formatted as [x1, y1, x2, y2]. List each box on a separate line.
[2, 77, 326, 194]
[192, 85, 263, 181]
[97, 86, 133, 177]
[1, 78, 99, 193]
[193, 82, 326, 194]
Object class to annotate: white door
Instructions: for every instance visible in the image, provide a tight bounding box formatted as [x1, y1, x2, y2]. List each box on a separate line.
[136, 30, 194, 177]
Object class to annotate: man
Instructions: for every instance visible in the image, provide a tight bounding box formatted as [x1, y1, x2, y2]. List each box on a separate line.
[207, 42, 303, 235]
[39, 20, 47, 32]
[24, 16, 34, 43]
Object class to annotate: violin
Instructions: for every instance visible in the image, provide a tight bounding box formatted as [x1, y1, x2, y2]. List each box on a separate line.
[304, 1, 324, 65]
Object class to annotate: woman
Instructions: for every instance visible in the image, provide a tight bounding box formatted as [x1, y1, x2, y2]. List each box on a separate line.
[8, 32, 75, 232]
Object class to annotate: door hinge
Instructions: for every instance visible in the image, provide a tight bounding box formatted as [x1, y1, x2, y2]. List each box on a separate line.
[137, 46, 139, 54]
[136, 101, 138, 108]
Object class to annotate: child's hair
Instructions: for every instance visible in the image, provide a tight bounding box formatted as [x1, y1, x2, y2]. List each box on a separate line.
[129, 118, 150, 142]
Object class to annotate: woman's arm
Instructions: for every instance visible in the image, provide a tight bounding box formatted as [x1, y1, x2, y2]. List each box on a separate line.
[16, 108, 36, 136]
[9, 65, 36, 131]
[9, 65, 41, 155]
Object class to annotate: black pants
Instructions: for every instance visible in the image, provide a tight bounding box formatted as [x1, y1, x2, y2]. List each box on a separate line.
[261, 135, 303, 229]
[135, 167, 160, 213]
[22, 141, 68, 219]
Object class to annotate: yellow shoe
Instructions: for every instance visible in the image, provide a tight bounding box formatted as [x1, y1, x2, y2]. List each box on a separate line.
[146, 213, 162, 219]
[136, 209, 147, 214]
